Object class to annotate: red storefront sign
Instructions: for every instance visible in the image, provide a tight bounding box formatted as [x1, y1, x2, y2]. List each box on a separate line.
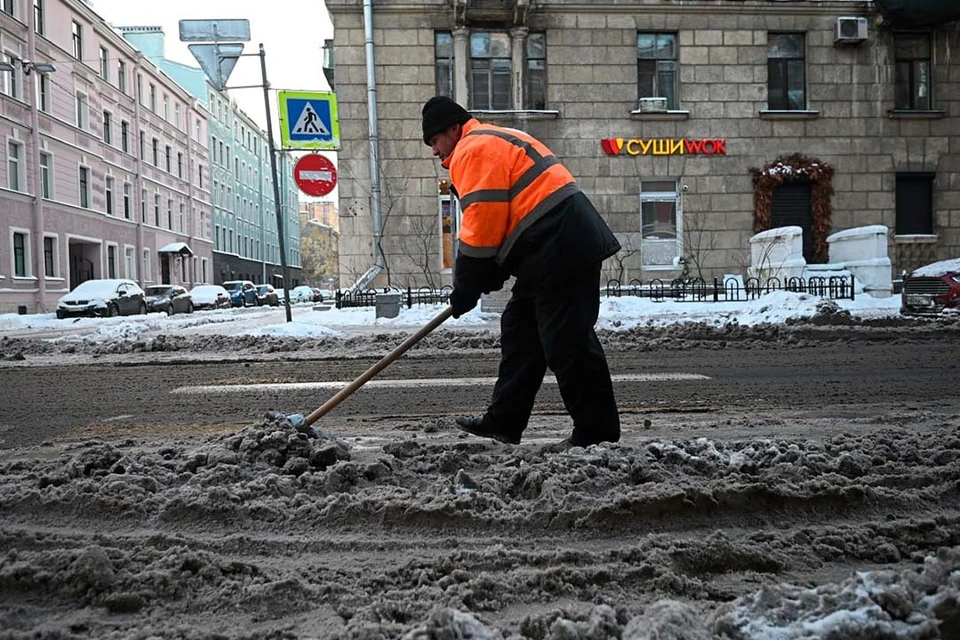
[600, 138, 727, 156]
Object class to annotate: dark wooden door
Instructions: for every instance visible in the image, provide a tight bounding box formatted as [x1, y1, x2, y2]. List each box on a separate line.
[771, 180, 813, 262]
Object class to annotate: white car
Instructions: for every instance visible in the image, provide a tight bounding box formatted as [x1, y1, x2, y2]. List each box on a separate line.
[288, 285, 315, 304]
[189, 284, 232, 310]
[56, 279, 147, 319]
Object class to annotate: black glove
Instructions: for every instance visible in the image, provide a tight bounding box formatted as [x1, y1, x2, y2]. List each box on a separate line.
[449, 288, 480, 318]
[480, 266, 509, 294]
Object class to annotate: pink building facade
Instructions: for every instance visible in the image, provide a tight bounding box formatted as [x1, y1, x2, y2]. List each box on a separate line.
[0, 0, 212, 314]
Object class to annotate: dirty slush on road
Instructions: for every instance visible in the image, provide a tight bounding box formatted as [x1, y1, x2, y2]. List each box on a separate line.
[1, 312, 959, 639]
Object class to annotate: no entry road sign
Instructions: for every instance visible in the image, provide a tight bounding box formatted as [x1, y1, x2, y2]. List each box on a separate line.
[294, 154, 337, 197]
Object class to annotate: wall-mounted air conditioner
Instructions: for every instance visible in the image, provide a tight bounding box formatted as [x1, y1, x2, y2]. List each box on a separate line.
[835, 17, 868, 44]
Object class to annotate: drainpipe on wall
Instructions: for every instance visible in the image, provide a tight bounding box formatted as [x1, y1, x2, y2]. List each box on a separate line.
[26, 5, 46, 312]
[133, 54, 146, 288]
[350, 0, 384, 293]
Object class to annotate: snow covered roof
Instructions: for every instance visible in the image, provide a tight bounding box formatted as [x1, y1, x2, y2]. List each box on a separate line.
[158, 242, 193, 256]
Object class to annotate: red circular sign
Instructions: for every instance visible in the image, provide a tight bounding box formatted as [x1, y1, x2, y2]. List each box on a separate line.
[294, 153, 337, 197]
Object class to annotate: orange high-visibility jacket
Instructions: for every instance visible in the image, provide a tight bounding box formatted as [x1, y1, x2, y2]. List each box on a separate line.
[447, 119, 581, 264]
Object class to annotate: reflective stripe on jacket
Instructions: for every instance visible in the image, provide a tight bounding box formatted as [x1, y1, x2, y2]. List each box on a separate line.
[448, 119, 581, 264]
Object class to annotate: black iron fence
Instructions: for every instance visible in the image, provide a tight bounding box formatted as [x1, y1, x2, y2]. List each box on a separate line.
[335, 275, 855, 310]
[337, 286, 453, 309]
[603, 274, 855, 302]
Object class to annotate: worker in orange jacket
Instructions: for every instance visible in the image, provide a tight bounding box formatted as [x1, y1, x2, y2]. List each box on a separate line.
[422, 96, 621, 448]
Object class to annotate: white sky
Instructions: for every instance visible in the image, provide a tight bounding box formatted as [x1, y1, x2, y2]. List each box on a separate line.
[90, 0, 334, 134]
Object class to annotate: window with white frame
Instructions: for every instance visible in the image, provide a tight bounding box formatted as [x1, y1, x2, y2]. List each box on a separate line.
[39, 151, 51, 198]
[35, 73, 48, 112]
[201, 257, 208, 283]
[154, 193, 160, 226]
[142, 248, 151, 282]
[7, 140, 23, 191]
[120, 120, 129, 153]
[13, 230, 30, 277]
[2, 53, 20, 99]
[149, 84, 156, 111]
[102, 110, 112, 144]
[105, 176, 114, 215]
[99, 46, 108, 80]
[124, 245, 135, 279]
[163, 94, 169, 121]
[106, 243, 117, 278]
[75, 92, 89, 129]
[123, 183, 131, 219]
[78, 165, 90, 208]
[179, 201, 184, 232]
[117, 60, 126, 93]
[33, 0, 43, 34]
[166, 198, 172, 229]
[639, 179, 682, 268]
[72, 21, 83, 60]
[44, 234, 58, 277]
[175, 103, 182, 130]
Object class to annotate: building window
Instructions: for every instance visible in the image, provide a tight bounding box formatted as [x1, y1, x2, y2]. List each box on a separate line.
[36, 73, 48, 112]
[78, 166, 90, 208]
[99, 46, 108, 80]
[198, 164, 204, 188]
[44, 236, 56, 277]
[177, 152, 183, 178]
[435, 31, 453, 98]
[179, 201, 184, 232]
[107, 244, 117, 278]
[123, 182, 131, 219]
[167, 198, 173, 229]
[152, 138, 159, 165]
[124, 246, 135, 279]
[7, 140, 23, 192]
[637, 33, 677, 110]
[139, 131, 145, 159]
[894, 33, 931, 110]
[525, 32, 546, 110]
[120, 120, 129, 153]
[214, 224, 220, 250]
[165, 145, 171, 172]
[154, 194, 160, 226]
[105, 176, 114, 215]
[71, 21, 83, 60]
[149, 83, 156, 111]
[13, 232, 28, 277]
[163, 94, 169, 120]
[201, 257, 207, 283]
[33, 0, 43, 35]
[142, 249, 151, 282]
[1, 53, 19, 99]
[136, 74, 143, 103]
[102, 110, 112, 144]
[117, 60, 126, 93]
[640, 179, 681, 268]
[895, 172, 934, 235]
[39, 151, 51, 198]
[470, 31, 511, 110]
[768, 33, 806, 110]
[141, 188, 146, 222]
[175, 103, 182, 130]
[75, 92, 89, 129]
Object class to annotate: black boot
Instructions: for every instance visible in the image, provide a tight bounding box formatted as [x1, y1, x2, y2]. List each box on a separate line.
[454, 416, 521, 445]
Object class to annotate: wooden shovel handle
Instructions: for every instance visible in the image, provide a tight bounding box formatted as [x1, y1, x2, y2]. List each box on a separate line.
[304, 305, 456, 426]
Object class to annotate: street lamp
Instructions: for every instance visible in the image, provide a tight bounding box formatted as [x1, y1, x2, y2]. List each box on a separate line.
[0, 59, 56, 75]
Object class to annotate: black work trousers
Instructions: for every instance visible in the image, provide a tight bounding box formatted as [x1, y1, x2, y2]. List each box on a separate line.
[483, 261, 620, 444]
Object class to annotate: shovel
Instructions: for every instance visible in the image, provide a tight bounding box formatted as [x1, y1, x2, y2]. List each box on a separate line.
[287, 305, 455, 428]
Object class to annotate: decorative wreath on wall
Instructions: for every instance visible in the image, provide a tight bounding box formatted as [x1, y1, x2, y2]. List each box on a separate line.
[749, 153, 835, 263]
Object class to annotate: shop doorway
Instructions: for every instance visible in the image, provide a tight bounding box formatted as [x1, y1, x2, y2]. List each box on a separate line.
[771, 180, 813, 263]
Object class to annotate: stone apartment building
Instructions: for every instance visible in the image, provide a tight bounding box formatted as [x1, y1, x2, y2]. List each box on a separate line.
[300, 201, 340, 289]
[326, 0, 959, 290]
[118, 26, 303, 289]
[0, 0, 212, 314]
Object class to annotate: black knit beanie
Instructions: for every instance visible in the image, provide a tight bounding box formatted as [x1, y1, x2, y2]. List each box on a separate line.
[421, 96, 471, 145]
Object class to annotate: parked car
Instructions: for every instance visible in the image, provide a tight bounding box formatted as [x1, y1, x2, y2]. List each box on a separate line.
[222, 280, 258, 307]
[144, 285, 193, 315]
[255, 284, 280, 306]
[288, 285, 316, 304]
[189, 284, 232, 310]
[56, 279, 147, 319]
[901, 258, 960, 315]
[317, 288, 334, 302]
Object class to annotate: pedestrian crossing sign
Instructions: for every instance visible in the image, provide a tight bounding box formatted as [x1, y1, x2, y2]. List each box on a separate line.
[278, 90, 340, 150]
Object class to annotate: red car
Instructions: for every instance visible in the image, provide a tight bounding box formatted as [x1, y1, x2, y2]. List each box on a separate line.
[901, 258, 960, 315]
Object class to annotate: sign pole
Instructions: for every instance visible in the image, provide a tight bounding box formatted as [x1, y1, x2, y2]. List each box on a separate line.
[260, 43, 292, 323]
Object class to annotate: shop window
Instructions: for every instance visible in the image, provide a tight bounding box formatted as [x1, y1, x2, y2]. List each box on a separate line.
[435, 31, 453, 98]
[894, 34, 931, 110]
[640, 179, 681, 268]
[637, 33, 677, 110]
[895, 173, 934, 235]
[470, 31, 511, 110]
[767, 33, 806, 110]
